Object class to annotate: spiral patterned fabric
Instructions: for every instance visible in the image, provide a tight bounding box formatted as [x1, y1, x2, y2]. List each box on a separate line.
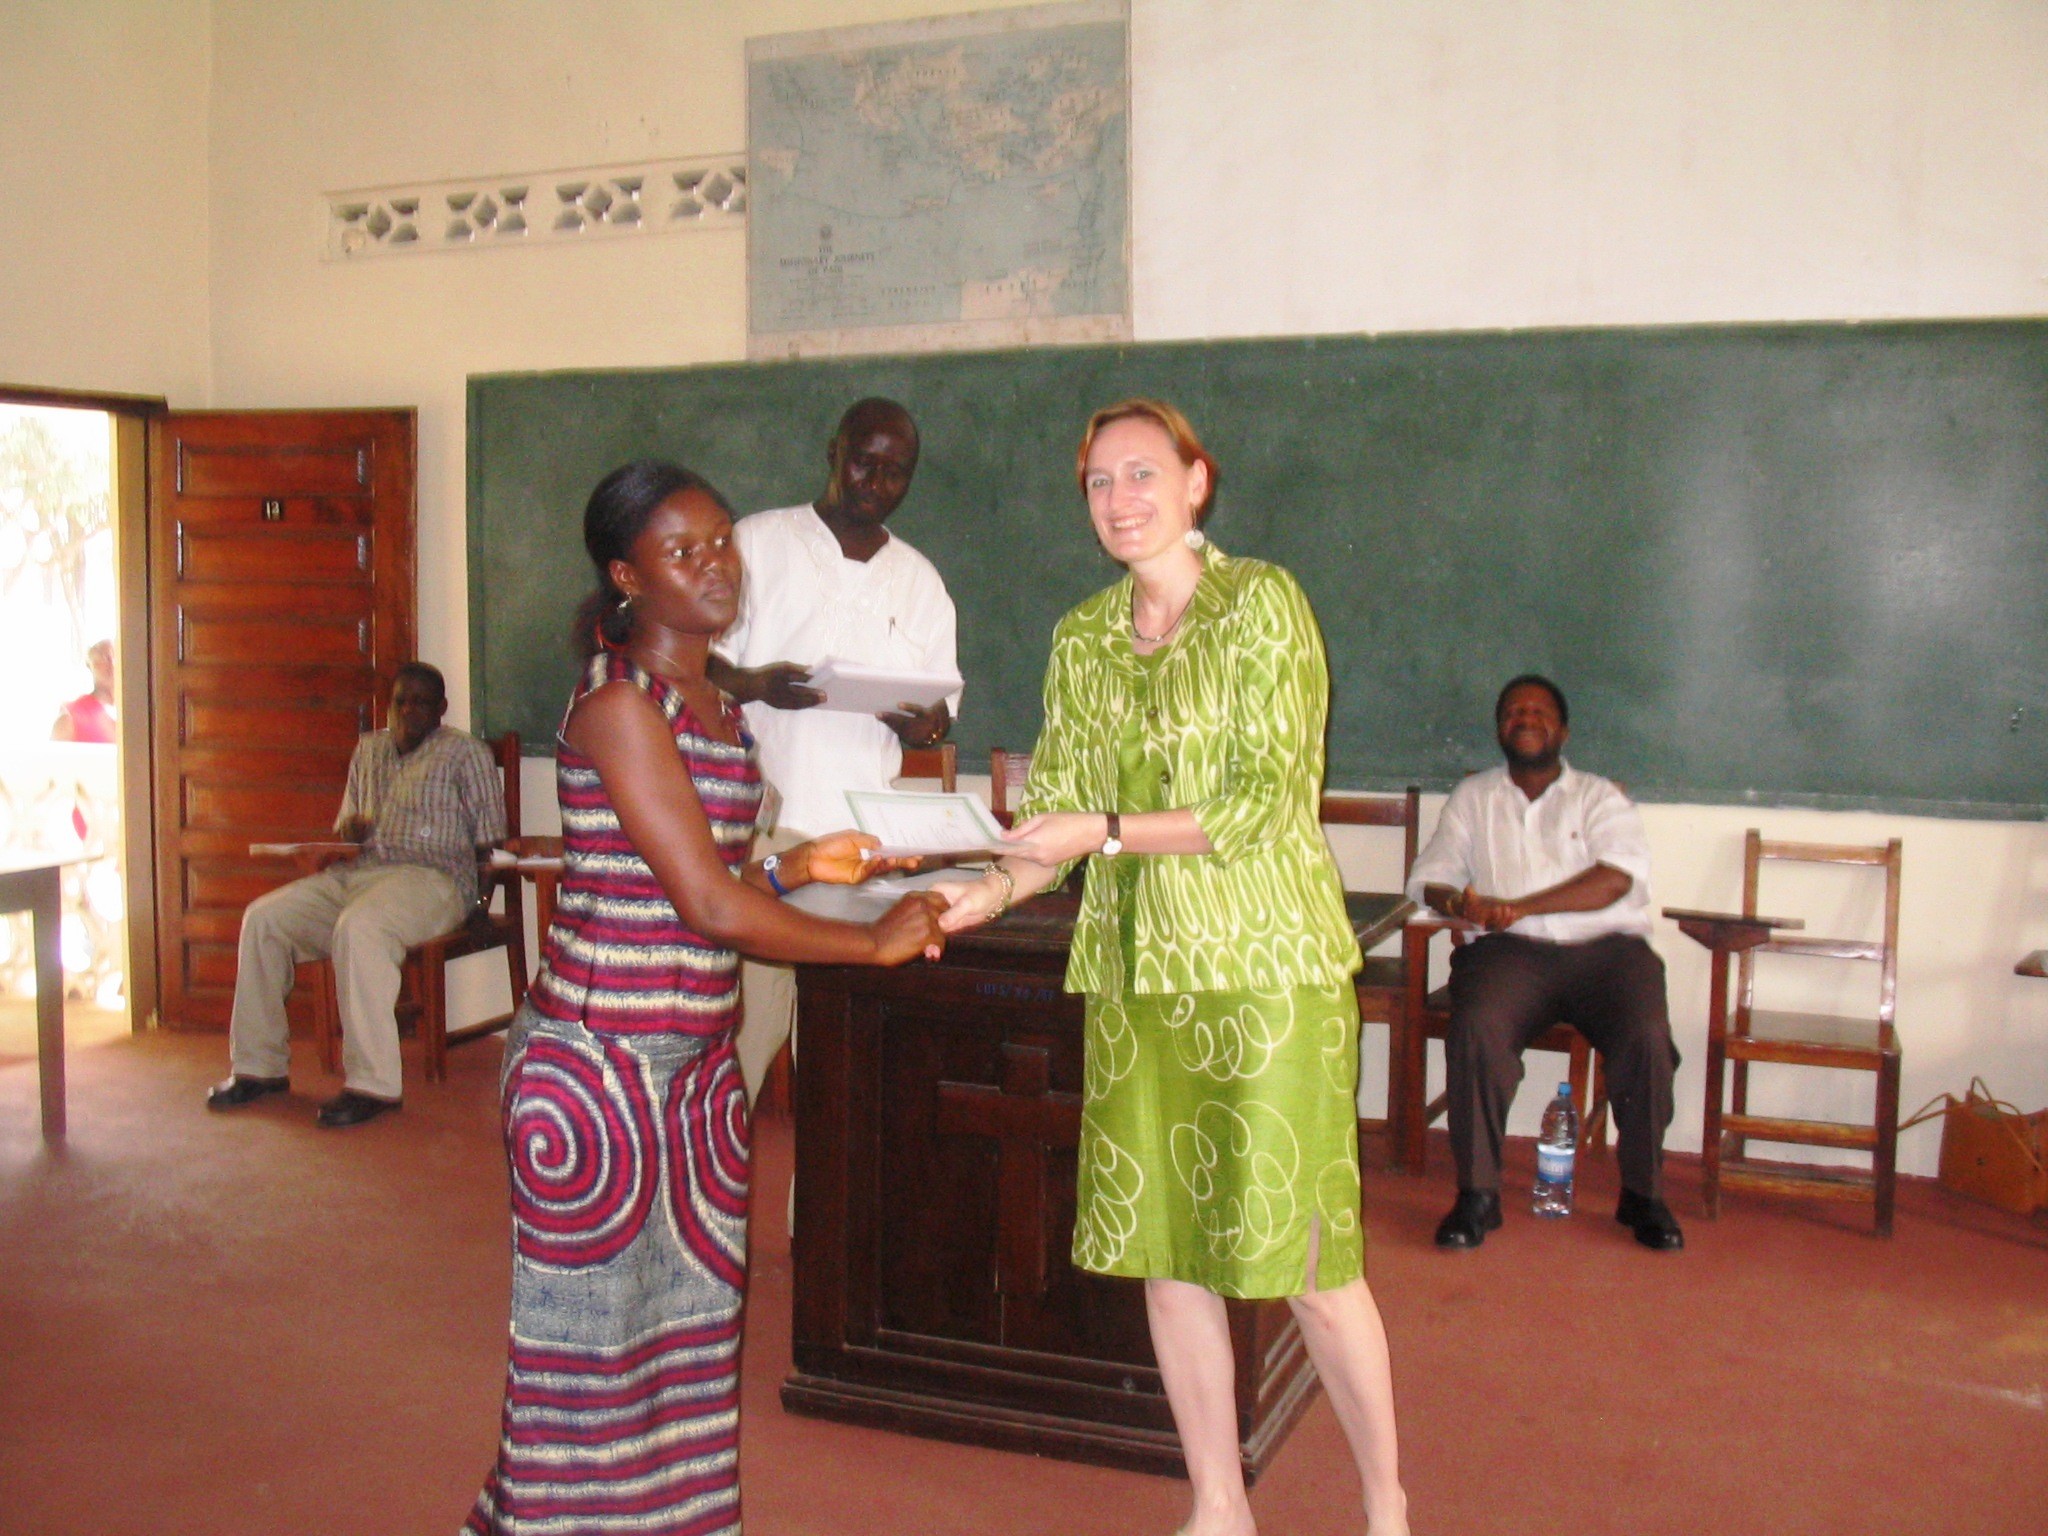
[467, 652, 763, 1536]
[506, 1033, 660, 1270]
[665, 1044, 750, 1293]
[469, 1019, 750, 1536]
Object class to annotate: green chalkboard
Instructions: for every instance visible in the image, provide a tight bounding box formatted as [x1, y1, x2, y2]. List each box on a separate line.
[469, 322, 2048, 817]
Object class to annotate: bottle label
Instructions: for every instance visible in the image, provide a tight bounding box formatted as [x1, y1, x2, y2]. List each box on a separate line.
[1536, 1144, 1574, 1184]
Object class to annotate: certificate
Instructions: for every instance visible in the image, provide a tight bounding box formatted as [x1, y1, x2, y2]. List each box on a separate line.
[844, 789, 1005, 860]
[805, 657, 962, 715]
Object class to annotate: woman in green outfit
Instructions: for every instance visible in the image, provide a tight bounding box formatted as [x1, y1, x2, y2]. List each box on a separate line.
[934, 401, 1407, 1536]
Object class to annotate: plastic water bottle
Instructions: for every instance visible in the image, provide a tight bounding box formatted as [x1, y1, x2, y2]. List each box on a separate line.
[1532, 1082, 1578, 1217]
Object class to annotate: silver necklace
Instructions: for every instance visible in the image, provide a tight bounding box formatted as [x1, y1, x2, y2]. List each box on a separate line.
[1131, 588, 1195, 644]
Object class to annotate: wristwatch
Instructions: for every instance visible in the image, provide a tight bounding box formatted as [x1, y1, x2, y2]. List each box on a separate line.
[762, 852, 789, 896]
[1100, 812, 1123, 857]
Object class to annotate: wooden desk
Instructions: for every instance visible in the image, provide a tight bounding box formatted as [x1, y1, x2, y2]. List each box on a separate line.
[782, 883, 1409, 1480]
[1, 855, 73, 1141]
[1663, 907, 1805, 1209]
[503, 837, 565, 942]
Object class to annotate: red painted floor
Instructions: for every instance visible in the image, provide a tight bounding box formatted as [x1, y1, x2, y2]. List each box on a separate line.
[2, 1028, 2043, 1535]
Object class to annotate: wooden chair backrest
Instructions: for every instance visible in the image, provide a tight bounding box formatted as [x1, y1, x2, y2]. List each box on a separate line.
[473, 732, 521, 914]
[491, 731, 521, 839]
[898, 741, 958, 792]
[1318, 787, 1422, 878]
[1738, 830, 1902, 1029]
[989, 748, 1032, 825]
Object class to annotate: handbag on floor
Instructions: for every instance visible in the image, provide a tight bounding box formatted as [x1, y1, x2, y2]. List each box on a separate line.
[1903, 1078, 2048, 1215]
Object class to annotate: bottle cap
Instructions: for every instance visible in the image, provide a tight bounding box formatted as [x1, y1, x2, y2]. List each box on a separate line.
[1558, 1082, 1572, 1095]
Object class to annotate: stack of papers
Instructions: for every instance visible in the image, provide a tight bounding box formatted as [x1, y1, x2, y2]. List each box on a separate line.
[804, 658, 961, 715]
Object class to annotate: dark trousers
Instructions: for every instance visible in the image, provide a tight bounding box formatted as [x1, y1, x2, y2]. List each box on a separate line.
[1446, 932, 1679, 1199]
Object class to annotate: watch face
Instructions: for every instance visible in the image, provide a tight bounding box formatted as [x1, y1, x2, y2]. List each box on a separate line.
[1101, 838, 1122, 856]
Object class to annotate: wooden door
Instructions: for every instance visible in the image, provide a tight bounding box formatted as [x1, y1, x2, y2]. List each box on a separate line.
[148, 411, 415, 1030]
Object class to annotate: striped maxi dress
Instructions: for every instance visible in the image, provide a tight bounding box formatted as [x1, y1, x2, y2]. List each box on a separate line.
[465, 652, 761, 1536]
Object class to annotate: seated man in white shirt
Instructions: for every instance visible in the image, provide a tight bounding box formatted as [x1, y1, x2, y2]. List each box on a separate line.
[207, 662, 507, 1128]
[708, 398, 961, 1103]
[1406, 674, 1683, 1252]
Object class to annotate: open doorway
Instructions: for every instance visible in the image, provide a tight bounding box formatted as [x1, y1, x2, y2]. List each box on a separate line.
[0, 400, 139, 1054]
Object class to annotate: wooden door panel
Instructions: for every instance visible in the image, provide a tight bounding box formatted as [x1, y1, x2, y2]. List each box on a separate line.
[150, 410, 414, 1029]
[180, 612, 370, 667]
[185, 943, 242, 992]
[184, 778, 346, 834]
[186, 860, 305, 912]
[182, 696, 369, 754]
[176, 440, 371, 498]
[179, 527, 370, 585]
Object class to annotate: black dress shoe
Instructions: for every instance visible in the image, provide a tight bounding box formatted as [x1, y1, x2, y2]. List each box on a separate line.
[206, 1075, 290, 1111]
[1616, 1189, 1685, 1251]
[1434, 1189, 1504, 1249]
[316, 1090, 400, 1129]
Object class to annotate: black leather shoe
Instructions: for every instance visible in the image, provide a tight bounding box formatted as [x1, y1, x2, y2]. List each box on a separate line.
[1434, 1189, 1504, 1249]
[1616, 1189, 1685, 1251]
[206, 1075, 290, 1111]
[316, 1090, 400, 1129]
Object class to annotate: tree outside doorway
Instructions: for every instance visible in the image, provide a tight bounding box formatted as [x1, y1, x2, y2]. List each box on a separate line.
[0, 403, 125, 1023]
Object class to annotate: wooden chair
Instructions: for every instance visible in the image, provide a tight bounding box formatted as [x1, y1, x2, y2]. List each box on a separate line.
[1320, 790, 1421, 1143]
[1704, 832, 1903, 1235]
[897, 741, 958, 791]
[1390, 916, 1609, 1176]
[310, 732, 529, 1085]
[988, 747, 1031, 827]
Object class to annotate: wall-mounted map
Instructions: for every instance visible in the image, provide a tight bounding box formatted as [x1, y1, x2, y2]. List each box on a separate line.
[746, 1, 1129, 358]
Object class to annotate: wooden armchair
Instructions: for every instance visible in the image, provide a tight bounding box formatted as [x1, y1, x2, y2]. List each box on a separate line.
[1704, 832, 1903, 1235]
[897, 741, 958, 791]
[1319, 790, 1421, 1144]
[310, 732, 529, 1085]
[1392, 916, 1610, 1177]
[988, 747, 1031, 827]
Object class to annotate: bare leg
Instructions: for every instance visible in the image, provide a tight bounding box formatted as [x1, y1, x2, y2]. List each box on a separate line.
[1288, 1221, 1409, 1534]
[1146, 1277, 1256, 1536]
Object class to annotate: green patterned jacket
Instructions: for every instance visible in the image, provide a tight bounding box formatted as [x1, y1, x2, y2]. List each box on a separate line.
[1018, 544, 1362, 997]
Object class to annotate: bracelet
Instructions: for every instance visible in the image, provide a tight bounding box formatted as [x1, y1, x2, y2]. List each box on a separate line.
[762, 852, 789, 897]
[987, 863, 1016, 920]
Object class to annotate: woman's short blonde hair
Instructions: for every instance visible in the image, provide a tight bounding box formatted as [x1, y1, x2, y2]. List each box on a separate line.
[1075, 398, 1220, 522]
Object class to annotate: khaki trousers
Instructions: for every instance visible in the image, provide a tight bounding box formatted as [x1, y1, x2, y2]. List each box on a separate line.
[734, 825, 805, 1107]
[228, 862, 464, 1102]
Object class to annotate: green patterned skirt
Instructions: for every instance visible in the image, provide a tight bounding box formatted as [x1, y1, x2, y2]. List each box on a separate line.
[1071, 978, 1366, 1298]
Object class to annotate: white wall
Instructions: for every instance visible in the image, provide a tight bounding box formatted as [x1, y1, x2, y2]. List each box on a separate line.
[204, 0, 1023, 726]
[188, 1, 2048, 1171]
[0, 0, 213, 401]
[1134, 0, 2048, 338]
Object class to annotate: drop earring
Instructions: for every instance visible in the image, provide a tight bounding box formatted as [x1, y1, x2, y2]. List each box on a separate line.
[1183, 527, 1207, 551]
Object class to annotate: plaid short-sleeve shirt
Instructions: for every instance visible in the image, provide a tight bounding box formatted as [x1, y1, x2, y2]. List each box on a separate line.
[337, 727, 506, 906]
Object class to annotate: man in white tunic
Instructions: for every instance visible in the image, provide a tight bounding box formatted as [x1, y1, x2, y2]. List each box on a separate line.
[207, 663, 506, 1128]
[711, 398, 960, 1103]
[1407, 674, 1683, 1252]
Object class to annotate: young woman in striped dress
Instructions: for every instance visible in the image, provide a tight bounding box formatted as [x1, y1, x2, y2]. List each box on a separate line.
[465, 461, 947, 1536]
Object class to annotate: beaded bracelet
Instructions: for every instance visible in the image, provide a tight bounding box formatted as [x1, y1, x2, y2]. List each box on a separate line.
[987, 863, 1016, 919]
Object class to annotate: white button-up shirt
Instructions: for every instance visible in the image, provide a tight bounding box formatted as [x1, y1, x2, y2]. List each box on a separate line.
[714, 504, 961, 837]
[1405, 763, 1654, 943]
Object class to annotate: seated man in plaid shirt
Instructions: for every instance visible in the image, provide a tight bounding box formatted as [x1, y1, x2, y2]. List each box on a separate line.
[207, 662, 507, 1128]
